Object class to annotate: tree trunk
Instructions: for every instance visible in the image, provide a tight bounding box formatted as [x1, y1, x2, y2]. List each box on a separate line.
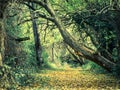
[29, 3, 43, 66]
[52, 43, 54, 62]
[0, 0, 10, 67]
[66, 46, 84, 65]
[44, 1, 115, 71]
[55, 17, 115, 71]
[0, 20, 3, 66]
[0, 11, 5, 67]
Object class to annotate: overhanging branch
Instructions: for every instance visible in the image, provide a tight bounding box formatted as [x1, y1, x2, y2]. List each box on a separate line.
[18, 14, 54, 25]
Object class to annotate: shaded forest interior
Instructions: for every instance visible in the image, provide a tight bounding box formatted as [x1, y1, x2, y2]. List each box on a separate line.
[0, 0, 120, 89]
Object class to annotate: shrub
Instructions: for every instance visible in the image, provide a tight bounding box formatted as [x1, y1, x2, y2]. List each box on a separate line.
[82, 61, 107, 73]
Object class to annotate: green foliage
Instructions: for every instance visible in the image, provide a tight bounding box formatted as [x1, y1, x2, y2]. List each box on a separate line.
[2, 1, 120, 89]
[0, 65, 17, 89]
[11, 60, 37, 87]
[71, 0, 120, 73]
[14, 71, 35, 86]
[41, 50, 58, 70]
[62, 58, 81, 68]
[113, 62, 120, 78]
[82, 61, 107, 73]
[3, 5, 40, 88]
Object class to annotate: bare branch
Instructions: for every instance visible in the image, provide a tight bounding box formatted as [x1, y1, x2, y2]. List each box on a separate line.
[18, 13, 54, 25]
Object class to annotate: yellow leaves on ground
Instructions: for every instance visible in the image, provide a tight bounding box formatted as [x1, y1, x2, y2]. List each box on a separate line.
[22, 70, 119, 90]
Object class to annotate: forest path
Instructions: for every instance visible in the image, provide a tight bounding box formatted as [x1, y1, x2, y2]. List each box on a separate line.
[22, 69, 119, 90]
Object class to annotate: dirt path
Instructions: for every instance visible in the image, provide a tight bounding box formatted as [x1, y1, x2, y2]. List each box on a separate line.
[21, 69, 120, 90]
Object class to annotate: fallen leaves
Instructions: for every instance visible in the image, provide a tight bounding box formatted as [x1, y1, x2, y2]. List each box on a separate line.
[20, 70, 120, 90]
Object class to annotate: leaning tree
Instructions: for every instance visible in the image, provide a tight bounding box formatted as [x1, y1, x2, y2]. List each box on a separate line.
[0, 0, 120, 72]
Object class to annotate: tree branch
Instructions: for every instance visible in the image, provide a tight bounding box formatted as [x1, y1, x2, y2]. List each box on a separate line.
[18, 13, 54, 25]
[15, 37, 30, 42]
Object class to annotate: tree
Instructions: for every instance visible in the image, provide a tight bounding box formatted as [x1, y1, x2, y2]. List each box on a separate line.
[29, 0, 115, 71]
[0, 0, 9, 66]
[29, 2, 43, 66]
[0, 0, 119, 72]
[71, 0, 120, 70]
